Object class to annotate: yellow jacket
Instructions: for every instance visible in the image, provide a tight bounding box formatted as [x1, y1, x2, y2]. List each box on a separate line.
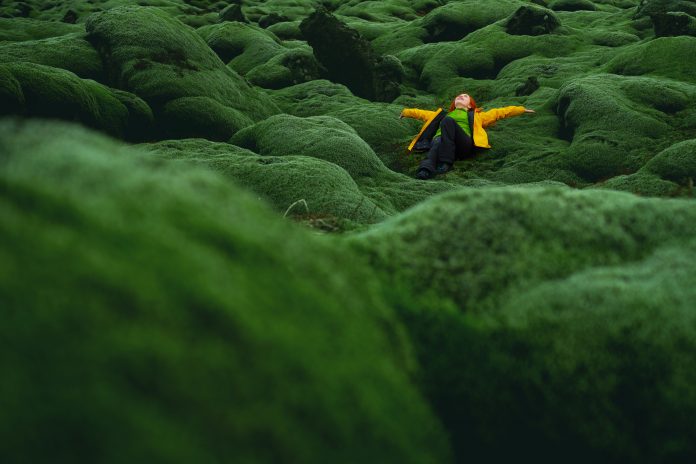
[400, 106, 526, 151]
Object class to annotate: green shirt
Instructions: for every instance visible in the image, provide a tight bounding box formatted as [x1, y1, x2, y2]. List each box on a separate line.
[434, 108, 472, 139]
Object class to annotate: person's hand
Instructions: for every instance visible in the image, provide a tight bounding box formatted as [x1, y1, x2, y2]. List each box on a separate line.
[524, 109, 536, 113]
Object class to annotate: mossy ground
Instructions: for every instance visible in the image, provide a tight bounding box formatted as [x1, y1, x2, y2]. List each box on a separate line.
[3, 0, 696, 462]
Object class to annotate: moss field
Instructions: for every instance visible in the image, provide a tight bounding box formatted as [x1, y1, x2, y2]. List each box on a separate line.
[2, 0, 696, 462]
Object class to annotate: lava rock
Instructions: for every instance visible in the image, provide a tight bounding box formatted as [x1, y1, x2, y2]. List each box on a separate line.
[506, 5, 561, 36]
[651, 11, 696, 36]
[516, 76, 540, 96]
[258, 12, 288, 29]
[219, 3, 247, 23]
[299, 7, 402, 102]
[62, 9, 78, 24]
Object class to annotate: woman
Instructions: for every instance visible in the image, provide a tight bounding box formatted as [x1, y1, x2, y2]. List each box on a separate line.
[400, 93, 535, 179]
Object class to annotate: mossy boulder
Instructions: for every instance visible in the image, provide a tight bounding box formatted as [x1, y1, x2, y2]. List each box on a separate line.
[230, 113, 389, 179]
[506, 4, 561, 36]
[642, 138, 696, 183]
[0, 17, 79, 41]
[394, 238, 696, 462]
[142, 138, 389, 226]
[348, 186, 696, 313]
[549, 0, 597, 11]
[606, 36, 696, 81]
[421, 0, 522, 42]
[196, 21, 284, 72]
[0, 33, 103, 80]
[0, 62, 152, 141]
[651, 11, 696, 36]
[635, 0, 696, 18]
[85, 6, 279, 139]
[218, 3, 247, 23]
[554, 74, 674, 181]
[299, 7, 402, 102]
[0, 118, 450, 463]
[246, 47, 324, 89]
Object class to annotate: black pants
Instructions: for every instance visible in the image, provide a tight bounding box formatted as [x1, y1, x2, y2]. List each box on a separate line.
[419, 116, 474, 173]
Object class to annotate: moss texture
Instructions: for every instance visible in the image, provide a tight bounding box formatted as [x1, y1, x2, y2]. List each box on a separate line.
[84, 6, 279, 138]
[0, 118, 450, 463]
[4, 0, 696, 461]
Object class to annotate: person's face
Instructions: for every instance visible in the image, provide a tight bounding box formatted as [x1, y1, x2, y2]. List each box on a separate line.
[454, 93, 471, 109]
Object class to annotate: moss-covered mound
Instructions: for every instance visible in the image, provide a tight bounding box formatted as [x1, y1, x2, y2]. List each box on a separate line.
[84, 6, 279, 139]
[348, 186, 696, 313]
[348, 185, 696, 462]
[0, 32, 103, 80]
[0, 118, 450, 463]
[0, 62, 152, 140]
[229, 113, 389, 178]
[142, 138, 389, 226]
[396, 243, 696, 463]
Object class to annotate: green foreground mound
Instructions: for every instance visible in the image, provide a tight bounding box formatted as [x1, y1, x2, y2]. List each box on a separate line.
[0, 119, 450, 463]
[347, 186, 696, 463]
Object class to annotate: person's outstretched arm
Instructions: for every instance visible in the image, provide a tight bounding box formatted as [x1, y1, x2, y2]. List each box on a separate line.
[480, 106, 534, 127]
[399, 108, 438, 121]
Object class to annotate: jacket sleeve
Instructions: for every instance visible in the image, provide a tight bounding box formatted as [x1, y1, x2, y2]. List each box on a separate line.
[401, 108, 437, 122]
[479, 106, 526, 128]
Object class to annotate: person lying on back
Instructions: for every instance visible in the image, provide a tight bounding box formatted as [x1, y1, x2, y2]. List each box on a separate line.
[400, 93, 535, 180]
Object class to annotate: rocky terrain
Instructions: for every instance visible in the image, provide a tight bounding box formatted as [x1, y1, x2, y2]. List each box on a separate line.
[2, 0, 696, 462]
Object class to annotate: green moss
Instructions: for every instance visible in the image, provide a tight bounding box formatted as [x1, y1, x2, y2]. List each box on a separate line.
[246, 47, 323, 89]
[395, 240, 696, 463]
[0, 118, 451, 463]
[0, 17, 80, 41]
[266, 20, 303, 40]
[555, 74, 674, 181]
[159, 96, 253, 141]
[348, 185, 696, 313]
[0, 62, 151, 140]
[642, 138, 696, 182]
[595, 171, 683, 196]
[196, 21, 284, 73]
[85, 6, 279, 138]
[0, 65, 24, 113]
[605, 36, 696, 81]
[142, 138, 389, 226]
[419, 0, 522, 42]
[549, 0, 597, 11]
[0, 33, 103, 80]
[229, 113, 388, 179]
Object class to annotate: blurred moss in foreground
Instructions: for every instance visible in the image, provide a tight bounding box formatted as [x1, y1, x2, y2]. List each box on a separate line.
[0, 118, 450, 463]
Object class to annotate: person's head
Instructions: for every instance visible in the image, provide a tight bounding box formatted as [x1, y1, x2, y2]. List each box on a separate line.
[449, 93, 477, 112]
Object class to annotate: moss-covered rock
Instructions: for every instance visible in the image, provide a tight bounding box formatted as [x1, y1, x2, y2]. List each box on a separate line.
[394, 238, 696, 463]
[0, 17, 80, 41]
[0, 33, 103, 80]
[299, 7, 402, 102]
[0, 62, 152, 140]
[642, 138, 696, 182]
[85, 6, 279, 139]
[246, 47, 324, 89]
[230, 113, 389, 179]
[142, 138, 389, 226]
[0, 118, 451, 463]
[506, 4, 561, 35]
[605, 36, 696, 81]
[549, 0, 597, 11]
[651, 11, 696, 36]
[196, 21, 284, 72]
[348, 185, 696, 313]
[420, 0, 521, 42]
[554, 74, 675, 181]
